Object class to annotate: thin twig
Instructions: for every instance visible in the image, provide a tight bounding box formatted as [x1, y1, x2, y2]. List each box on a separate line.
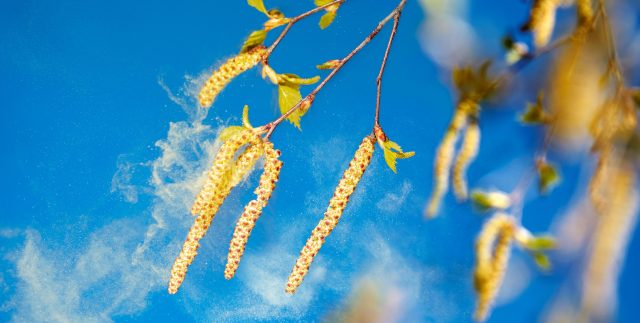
[266, 0, 345, 57]
[597, 0, 624, 88]
[375, 11, 402, 127]
[264, 0, 407, 138]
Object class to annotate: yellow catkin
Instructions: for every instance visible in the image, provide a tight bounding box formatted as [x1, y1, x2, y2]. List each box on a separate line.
[228, 143, 264, 188]
[588, 148, 612, 215]
[426, 101, 472, 217]
[576, 0, 593, 26]
[582, 163, 638, 320]
[452, 120, 481, 201]
[473, 213, 515, 322]
[285, 136, 375, 294]
[198, 46, 267, 108]
[168, 128, 260, 294]
[190, 129, 261, 216]
[527, 0, 558, 48]
[224, 142, 282, 279]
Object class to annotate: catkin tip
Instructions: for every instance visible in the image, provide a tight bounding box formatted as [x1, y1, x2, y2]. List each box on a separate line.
[526, 0, 558, 48]
[198, 46, 266, 109]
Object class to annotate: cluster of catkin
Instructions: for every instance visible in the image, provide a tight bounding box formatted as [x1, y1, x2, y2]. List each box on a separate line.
[426, 99, 480, 217]
[225, 142, 282, 279]
[473, 213, 516, 322]
[198, 45, 267, 108]
[168, 126, 281, 294]
[285, 136, 375, 294]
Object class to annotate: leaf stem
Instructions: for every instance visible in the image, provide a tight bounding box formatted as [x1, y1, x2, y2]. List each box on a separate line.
[264, 0, 407, 139]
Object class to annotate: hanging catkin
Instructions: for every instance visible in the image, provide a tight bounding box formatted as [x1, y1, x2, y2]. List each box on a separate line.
[168, 128, 260, 294]
[190, 128, 261, 217]
[228, 143, 265, 188]
[453, 119, 480, 201]
[473, 213, 515, 322]
[525, 0, 559, 48]
[285, 136, 375, 294]
[198, 46, 267, 108]
[225, 141, 283, 279]
[582, 163, 638, 320]
[426, 100, 474, 217]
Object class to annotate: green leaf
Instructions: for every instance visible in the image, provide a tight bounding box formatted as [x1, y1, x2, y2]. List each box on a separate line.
[242, 105, 253, 128]
[264, 16, 289, 31]
[520, 92, 549, 124]
[532, 251, 551, 271]
[502, 35, 515, 50]
[266, 8, 284, 19]
[470, 190, 511, 212]
[452, 61, 498, 101]
[382, 140, 415, 173]
[219, 126, 245, 142]
[240, 30, 268, 53]
[315, 0, 340, 29]
[538, 161, 560, 193]
[319, 11, 336, 29]
[247, 0, 268, 15]
[470, 191, 492, 212]
[278, 73, 320, 86]
[278, 84, 304, 129]
[274, 73, 320, 129]
[316, 59, 340, 70]
[525, 235, 557, 250]
[275, 73, 319, 129]
[520, 103, 546, 124]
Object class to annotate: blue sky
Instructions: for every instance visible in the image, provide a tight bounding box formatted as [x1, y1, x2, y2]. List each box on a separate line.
[2, 0, 640, 322]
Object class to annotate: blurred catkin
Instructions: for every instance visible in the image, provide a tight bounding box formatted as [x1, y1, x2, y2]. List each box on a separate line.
[582, 162, 638, 320]
[576, 0, 593, 26]
[198, 46, 266, 108]
[225, 142, 282, 279]
[548, 40, 605, 149]
[589, 94, 637, 214]
[453, 119, 480, 201]
[473, 213, 515, 322]
[168, 128, 260, 294]
[285, 136, 375, 294]
[427, 100, 476, 217]
[525, 0, 559, 48]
